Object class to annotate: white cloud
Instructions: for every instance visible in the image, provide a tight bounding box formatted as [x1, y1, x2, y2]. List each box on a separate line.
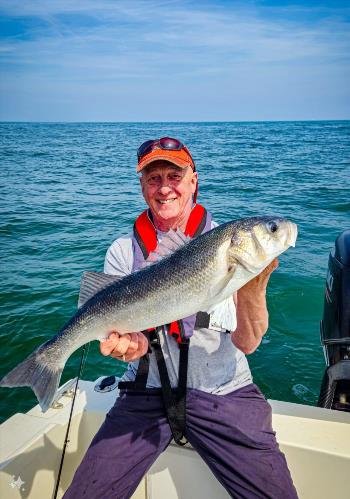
[0, 1, 349, 120]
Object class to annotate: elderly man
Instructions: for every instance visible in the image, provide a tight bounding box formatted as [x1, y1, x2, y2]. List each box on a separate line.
[64, 137, 297, 499]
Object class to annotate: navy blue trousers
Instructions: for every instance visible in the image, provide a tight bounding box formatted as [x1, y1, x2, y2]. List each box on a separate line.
[64, 384, 298, 499]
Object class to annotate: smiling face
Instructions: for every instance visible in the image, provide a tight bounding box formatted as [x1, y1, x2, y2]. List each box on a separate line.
[140, 160, 198, 231]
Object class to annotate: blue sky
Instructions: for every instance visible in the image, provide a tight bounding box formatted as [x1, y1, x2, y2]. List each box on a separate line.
[0, 0, 349, 121]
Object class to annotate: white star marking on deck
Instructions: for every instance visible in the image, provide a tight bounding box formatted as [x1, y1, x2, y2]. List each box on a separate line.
[10, 475, 25, 489]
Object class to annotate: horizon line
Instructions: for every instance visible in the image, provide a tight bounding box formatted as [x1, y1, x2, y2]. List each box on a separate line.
[0, 119, 349, 124]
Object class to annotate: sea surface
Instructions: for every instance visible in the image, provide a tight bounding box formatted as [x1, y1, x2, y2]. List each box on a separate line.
[0, 121, 349, 423]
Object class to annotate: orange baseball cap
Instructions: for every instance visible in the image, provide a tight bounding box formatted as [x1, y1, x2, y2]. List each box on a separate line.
[136, 138, 195, 173]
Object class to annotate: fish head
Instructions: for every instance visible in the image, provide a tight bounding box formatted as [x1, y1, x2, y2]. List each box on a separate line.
[227, 217, 298, 274]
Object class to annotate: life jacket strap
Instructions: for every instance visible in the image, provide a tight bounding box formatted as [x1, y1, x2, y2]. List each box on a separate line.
[118, 327, 153, 391]
[184, 203, 207, 238]
[117, 326, 189, 445]
[133, 210, 157, 259]
[120, 204, 212, 444]
[133, 203, 208, 259]
[117, 354, 150, 392]
[133, 203, 210, 345]
[150, 328, 189, 446]
[167, 321, 183, 344]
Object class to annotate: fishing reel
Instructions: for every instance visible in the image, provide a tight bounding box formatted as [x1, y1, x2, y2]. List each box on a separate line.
[318, 229, 350, 412]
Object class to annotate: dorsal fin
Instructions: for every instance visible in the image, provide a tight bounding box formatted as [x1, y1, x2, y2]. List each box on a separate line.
[78, 271, 122, 308]
[141, 228, 191, 268]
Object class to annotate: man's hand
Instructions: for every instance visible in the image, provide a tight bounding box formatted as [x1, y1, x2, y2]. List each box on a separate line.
[232, 258, 279, 354]
[240, 257, 279, 295]
[100, 332, 149, 362]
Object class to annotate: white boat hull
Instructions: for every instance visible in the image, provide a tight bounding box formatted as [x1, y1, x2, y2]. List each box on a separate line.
[1, 379, 349, 498]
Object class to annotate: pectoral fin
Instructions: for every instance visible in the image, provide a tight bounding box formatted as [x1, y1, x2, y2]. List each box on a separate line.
[208, 297, 237, 332]
[141, 229, 192, 268]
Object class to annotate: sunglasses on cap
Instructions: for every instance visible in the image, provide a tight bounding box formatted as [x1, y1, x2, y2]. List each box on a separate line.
[137, 137, 195, 166]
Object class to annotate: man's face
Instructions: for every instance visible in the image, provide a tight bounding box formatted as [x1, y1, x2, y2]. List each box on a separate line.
[140, 161, 198, 224]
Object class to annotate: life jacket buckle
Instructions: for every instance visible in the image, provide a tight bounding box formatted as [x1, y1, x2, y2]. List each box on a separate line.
[148, 327, 161, 347]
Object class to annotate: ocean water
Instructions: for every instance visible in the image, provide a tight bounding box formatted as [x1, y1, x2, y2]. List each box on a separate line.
[0, 121, 349, 423]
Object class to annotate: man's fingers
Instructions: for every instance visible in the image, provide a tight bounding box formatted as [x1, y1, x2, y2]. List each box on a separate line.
[111, 334, 131, 356]
[259, 257, 279, 279]
[267, 257, 279, 272]
[99, 331, 149, 361]
[123, 333, 149, 362]
[257, 258, 278, 283]
[126, 332, 140, 355]
[99, 332, 121, 356]
[239, 257, 280, 296]
[137, 333, 149, 356]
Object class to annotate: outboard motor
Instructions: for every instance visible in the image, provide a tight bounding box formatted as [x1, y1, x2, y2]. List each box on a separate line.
[318, 229, 350, 412]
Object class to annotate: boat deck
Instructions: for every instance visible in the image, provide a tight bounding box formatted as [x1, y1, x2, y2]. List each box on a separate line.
[1, 378, 350, 498]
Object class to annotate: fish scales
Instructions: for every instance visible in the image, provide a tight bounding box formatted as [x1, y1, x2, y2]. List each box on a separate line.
[73, 222, 229, 338]
[0, 216, 297, 411]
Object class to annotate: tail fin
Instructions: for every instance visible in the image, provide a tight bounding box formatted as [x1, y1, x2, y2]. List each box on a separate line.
[0, 350, 63, 413]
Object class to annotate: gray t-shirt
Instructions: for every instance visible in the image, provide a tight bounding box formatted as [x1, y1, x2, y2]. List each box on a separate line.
[104, 224, 252, 395]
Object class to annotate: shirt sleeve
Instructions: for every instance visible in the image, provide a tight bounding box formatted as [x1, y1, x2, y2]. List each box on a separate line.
[104, 234, 133, 277]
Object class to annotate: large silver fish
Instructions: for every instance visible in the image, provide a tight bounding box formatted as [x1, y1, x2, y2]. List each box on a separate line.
[0, 216, 297, 411]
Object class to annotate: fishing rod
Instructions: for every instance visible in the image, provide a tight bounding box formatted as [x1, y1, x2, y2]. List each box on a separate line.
[53, 344, 89, 499]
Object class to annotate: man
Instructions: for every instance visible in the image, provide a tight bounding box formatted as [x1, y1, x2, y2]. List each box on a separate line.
[64, 137, 298, 499]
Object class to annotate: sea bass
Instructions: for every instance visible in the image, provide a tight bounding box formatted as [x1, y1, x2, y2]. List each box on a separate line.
[0, 216, 297, 411]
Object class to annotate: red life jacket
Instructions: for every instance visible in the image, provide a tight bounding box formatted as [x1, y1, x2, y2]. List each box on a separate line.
[133, 204, 210, 343]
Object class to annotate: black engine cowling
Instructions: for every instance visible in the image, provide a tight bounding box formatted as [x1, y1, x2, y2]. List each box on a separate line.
[318, 229, 350, 412]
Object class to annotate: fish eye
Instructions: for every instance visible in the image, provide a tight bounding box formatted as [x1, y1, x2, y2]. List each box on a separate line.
[267, 221, 278, 233]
